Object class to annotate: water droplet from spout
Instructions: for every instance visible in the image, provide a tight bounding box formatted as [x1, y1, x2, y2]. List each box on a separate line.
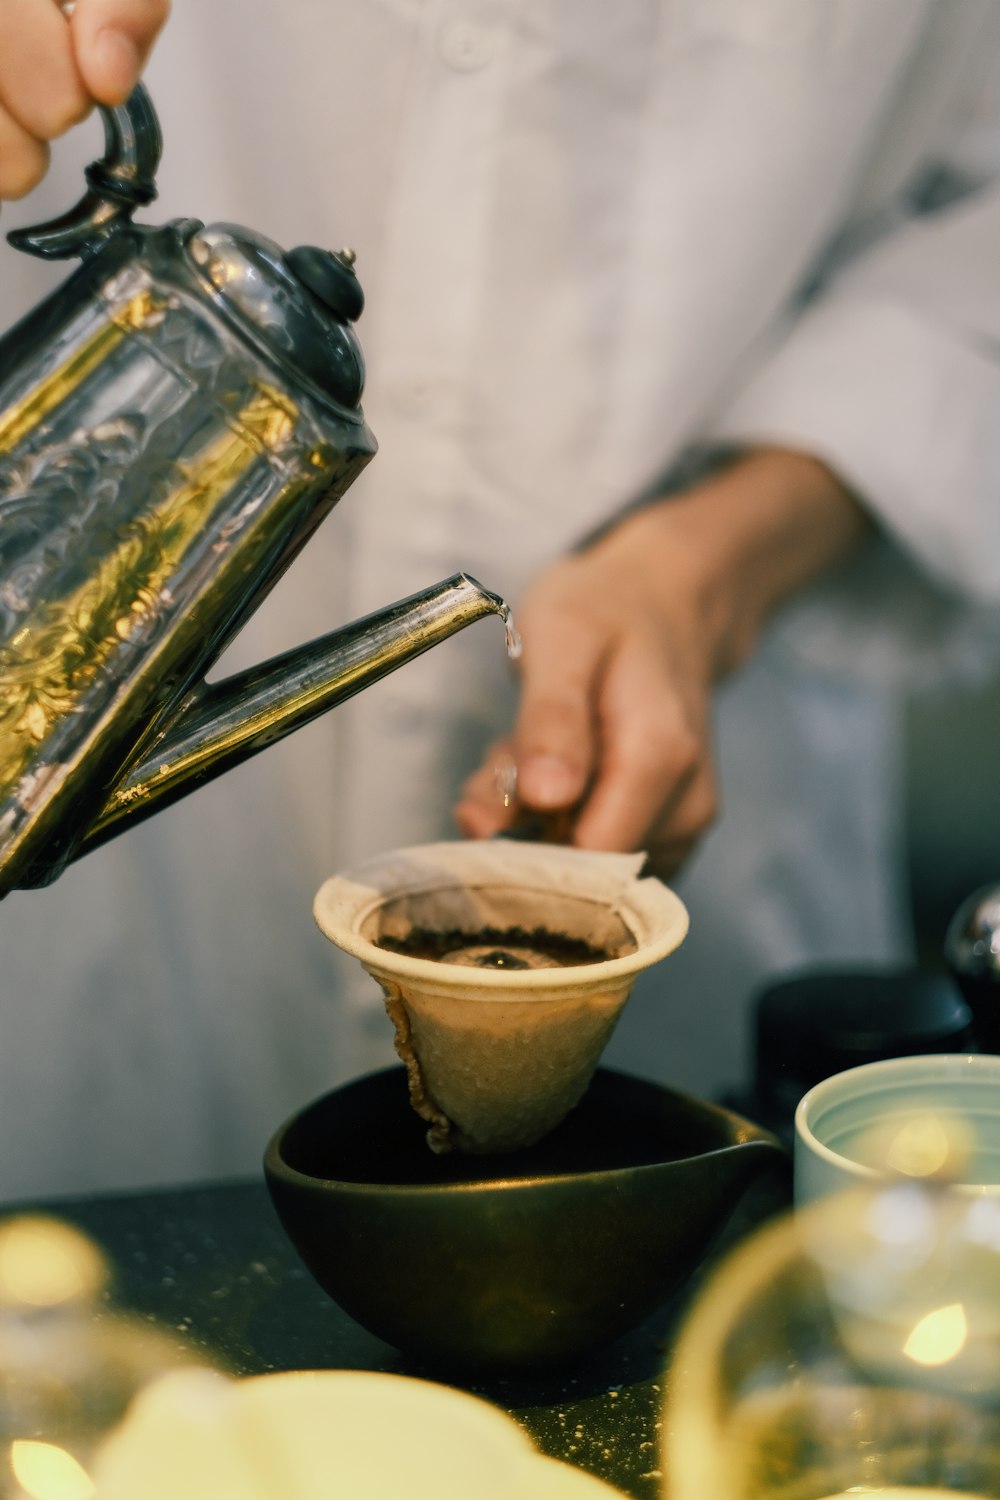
[499, 603, 522, 661]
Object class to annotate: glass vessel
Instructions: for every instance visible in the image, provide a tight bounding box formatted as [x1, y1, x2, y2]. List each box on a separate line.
[664, 1181, 1000, 1499]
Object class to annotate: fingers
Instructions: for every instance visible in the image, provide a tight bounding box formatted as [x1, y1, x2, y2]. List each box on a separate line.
[510, 593, 604, 813]
[582, 761, 717, 874]
[0, 0, 85, 197]
[455, 576, 605, 838]
[453, 740, 519, 839]
[0, 0, 169, 200]
[0, 105, 50, 199]
[454, 739, 583, 843]
[71, 0, 171, 105]
[639, 835, 703, 882]
[455, 636, 718, 877]
[571, 637, 719, 861]
[1, 0, 91, 138]
[454, 533, 721, 876]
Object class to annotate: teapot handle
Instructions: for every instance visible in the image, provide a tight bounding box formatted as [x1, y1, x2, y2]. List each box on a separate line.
[7, 83, 161, 261]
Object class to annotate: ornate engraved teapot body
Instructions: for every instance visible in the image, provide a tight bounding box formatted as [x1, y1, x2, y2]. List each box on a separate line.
[0, 90, 509, 895]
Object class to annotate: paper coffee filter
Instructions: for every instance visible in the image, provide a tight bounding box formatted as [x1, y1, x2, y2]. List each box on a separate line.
[314, 841, 688, 987]
[313, 841, 689, 1154]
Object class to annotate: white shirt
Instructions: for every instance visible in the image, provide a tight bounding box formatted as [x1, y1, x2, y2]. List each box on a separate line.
[1, 0, 998, 1199]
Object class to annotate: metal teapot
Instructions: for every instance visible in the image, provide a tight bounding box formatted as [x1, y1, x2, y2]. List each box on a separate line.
[0, 88, 511, 896]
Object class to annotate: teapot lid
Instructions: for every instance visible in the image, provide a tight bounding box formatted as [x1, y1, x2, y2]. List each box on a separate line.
[6, 85, 367, 411]
[186, 224, 366, 409]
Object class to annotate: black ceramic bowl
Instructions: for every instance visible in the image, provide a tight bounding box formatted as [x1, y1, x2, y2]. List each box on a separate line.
[264, 1066, 786, 1370]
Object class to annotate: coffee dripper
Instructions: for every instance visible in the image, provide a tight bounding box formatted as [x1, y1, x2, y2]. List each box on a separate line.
[0, 87, 511, 896]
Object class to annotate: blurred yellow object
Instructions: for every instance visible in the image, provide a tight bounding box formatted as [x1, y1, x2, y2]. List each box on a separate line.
[0, 1214, 215, 1500]
[882, 1112, 972, 1180]
[903, 1304, 969, 1367]
[0, 1217, 107, 1309]
[663, 1184, 1000, 1500]
[9, 1441, 95, 1500]
[93, 1368, 627, 1500]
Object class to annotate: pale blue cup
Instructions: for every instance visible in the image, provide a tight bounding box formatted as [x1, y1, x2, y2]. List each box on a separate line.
[794, 1052, 1000, 1205]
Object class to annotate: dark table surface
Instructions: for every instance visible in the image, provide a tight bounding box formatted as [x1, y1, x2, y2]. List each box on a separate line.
[5, 1169, 790, 1498]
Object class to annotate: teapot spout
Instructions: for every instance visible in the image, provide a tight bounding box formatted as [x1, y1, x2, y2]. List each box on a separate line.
[77, 574, 515, 860]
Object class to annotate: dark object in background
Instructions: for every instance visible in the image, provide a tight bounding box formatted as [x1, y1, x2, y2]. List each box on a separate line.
[945, 884, 1000, 1054]
[736, 967, 974, 1145]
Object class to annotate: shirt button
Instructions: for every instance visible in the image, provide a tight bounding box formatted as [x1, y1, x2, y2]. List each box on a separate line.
[438, 20, 494, 71]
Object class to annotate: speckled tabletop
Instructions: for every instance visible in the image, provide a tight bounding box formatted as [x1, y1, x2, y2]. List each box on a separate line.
[8, 1174, 788, 1497]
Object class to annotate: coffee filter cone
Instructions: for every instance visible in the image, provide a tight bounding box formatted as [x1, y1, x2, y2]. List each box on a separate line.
[314, 841, 689, 1154]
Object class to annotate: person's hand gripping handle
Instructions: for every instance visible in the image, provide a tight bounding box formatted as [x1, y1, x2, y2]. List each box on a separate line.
[0, 0, 169, 201]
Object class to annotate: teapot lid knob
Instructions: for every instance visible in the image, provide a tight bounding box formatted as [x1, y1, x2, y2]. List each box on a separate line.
[186, 223, 367, 408]
[286, 245, 365, 323]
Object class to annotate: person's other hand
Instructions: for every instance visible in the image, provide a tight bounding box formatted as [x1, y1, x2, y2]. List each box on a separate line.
[456, 530, 721, 878]
[0, 0, 170, 200]
[454, 448, 868, 879]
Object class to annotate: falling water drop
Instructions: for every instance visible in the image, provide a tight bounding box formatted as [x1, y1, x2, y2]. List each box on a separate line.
[499, 602, 522, 661]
